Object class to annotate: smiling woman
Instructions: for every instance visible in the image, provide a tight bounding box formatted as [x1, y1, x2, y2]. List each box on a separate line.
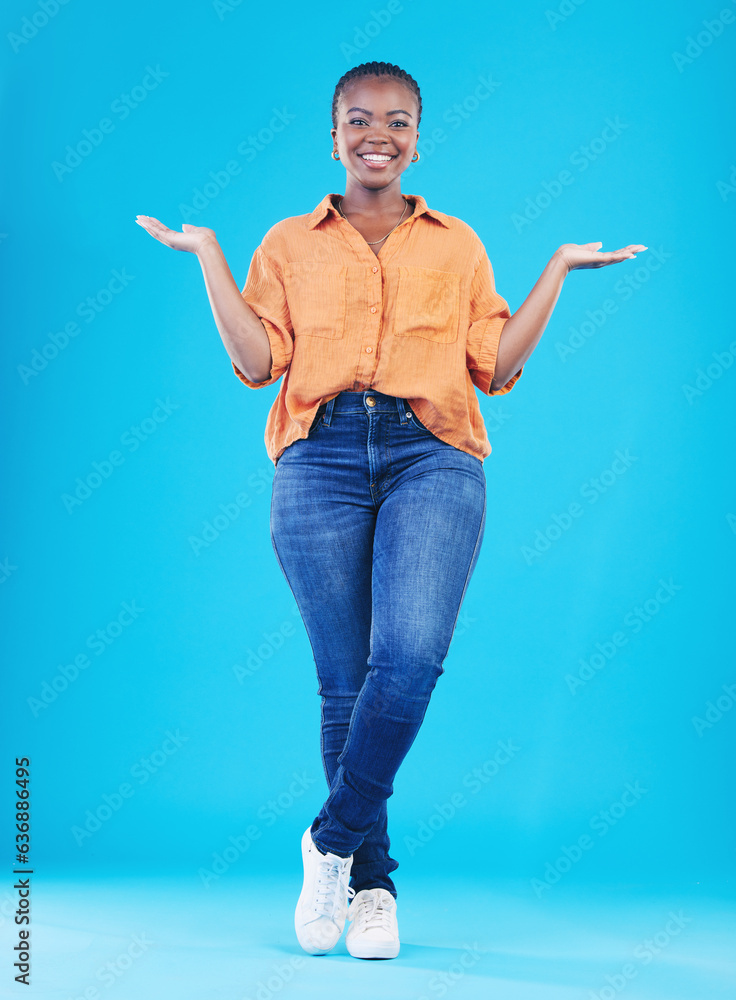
[133, 57, 646, 966]
[328, 63, 421, 236]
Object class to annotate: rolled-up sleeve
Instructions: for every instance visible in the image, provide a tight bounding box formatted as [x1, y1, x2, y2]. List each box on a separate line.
[232, 244, 294, 388]
[465, 250, 523, 396]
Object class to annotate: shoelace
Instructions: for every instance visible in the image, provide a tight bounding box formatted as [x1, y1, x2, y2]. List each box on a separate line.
[313, 858, 356, 919]
[349, 891, 395, 933]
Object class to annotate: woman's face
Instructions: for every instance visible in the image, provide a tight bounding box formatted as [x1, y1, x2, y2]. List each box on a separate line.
[331, 76, 420, 190]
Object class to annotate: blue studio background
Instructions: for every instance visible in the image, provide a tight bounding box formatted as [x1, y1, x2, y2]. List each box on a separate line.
[1, 0, 735, 997]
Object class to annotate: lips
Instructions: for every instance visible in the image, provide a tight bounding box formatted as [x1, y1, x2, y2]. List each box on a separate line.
[357, 152, 398, 169]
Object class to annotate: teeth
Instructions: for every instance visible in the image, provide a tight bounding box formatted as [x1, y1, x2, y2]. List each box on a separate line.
[360, 154, 393, 161]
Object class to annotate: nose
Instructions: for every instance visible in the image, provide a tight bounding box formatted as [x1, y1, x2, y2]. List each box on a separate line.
[364, 123, 392, 142]
[366, 134, 394, 152]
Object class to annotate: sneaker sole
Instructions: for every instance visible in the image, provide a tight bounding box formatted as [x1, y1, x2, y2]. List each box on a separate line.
[346, 937, 400, 959]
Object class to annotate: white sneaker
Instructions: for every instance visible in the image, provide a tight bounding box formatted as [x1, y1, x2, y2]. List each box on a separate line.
[294, 826, 355, 955]
[345, 887, 400, 959]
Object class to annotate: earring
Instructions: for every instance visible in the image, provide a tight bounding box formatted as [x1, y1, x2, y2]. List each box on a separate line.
[332, 150, 340, 160]
[411, 150, 420, 162]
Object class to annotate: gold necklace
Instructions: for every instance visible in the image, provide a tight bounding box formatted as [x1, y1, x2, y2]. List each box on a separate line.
[337, 196, 409, 244]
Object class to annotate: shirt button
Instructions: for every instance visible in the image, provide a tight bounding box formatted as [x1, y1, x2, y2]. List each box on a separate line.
[370, 306, 377, 313]
[372, 266, 378, 273]
[365, 346, 373, 353]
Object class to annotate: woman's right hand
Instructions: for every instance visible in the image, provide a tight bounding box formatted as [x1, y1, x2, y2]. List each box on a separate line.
[135, 215, 217, 255]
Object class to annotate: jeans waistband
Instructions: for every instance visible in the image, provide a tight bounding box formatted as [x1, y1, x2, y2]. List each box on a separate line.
[317, 390, 411, 425]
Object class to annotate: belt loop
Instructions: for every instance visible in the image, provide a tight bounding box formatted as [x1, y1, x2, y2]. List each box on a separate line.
[323, 395, 336, 426]
[396, 395, 408, 424]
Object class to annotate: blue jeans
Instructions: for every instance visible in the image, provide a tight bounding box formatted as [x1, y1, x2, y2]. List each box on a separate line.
[269, 389, 487, 899]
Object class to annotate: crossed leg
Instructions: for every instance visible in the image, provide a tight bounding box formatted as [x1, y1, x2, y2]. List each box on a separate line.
[270, 450, 486, 896]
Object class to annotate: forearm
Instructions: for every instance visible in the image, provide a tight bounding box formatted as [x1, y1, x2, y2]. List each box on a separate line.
[491, 249, 568, 390]
[196, 240, 273, 383]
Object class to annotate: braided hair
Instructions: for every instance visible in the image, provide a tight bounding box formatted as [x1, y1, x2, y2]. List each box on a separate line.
[331, 61, 422, 129]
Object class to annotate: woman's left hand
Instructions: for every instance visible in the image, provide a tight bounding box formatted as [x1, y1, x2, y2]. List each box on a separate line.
[556, 242, 648, 273]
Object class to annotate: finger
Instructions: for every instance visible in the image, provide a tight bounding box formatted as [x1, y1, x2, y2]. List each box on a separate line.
[600, 251, 639, 264]
[137, 215, 174, 234]
[149, 219, 170, 231]
[604, 245, 648, 258]
[142, 223, 179, 243]
[135, 220, 178, 246]
[135, 219, 159, 236]
[135, 219, 166, 238]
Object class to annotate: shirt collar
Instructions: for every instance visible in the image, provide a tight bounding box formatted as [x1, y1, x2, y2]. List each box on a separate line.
[306, 192, 451, 230]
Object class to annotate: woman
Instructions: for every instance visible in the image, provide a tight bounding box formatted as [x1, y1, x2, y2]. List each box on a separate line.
[135, 60, 646, 961]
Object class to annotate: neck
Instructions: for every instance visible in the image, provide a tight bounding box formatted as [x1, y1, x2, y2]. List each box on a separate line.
[338, 179, 409, 217]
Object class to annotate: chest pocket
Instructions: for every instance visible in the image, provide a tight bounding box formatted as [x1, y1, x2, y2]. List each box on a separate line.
[394, 265, 461, 344]
[284, 261, 347, 339]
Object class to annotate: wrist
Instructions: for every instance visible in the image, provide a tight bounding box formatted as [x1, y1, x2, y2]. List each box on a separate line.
[551, 247, 571, 276]
[196, 237, 221, 258]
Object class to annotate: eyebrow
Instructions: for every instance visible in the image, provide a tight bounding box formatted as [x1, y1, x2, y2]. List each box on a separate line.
[345, 106, 413, 118]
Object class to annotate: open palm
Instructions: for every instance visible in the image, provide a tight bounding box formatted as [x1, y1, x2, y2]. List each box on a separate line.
[135, 215, 216, 254]
[559, 241, 647, 271]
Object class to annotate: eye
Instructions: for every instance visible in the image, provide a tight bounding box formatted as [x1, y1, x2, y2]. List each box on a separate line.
[346, 118, 410, 127]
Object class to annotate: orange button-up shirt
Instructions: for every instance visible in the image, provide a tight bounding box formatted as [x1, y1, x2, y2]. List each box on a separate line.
[233, 191, 523, 465]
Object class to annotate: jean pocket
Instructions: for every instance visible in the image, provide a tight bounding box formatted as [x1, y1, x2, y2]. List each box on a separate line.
[307, 404, 327, 435]
[405, 409, 436, 437]
[284, 261, 347, 339]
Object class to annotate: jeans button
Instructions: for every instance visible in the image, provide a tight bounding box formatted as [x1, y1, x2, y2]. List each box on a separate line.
[366, 397, 376, 407]
[405, 411, 412, 418]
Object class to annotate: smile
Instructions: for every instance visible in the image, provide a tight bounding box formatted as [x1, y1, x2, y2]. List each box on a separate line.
[358, 153, 397, 168]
